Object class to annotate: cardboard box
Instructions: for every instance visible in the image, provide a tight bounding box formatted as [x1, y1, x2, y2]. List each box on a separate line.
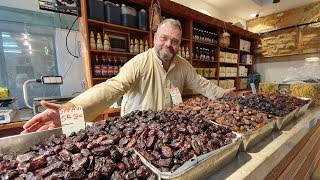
[239, 78, 248, 89]
[203, 68, 210, 78]
[232, 53, 238, 63]
[219, 67, 226, 77]
[226, 52, 232, 63]
[209, 68, 216, 78]
[227, 79, 235, 89]
[240, 39, 251, 52]
[241, 54, 253, 64]
[239, 66, 245, 76]
[197, 68, 203, 77]
[219, 80, 228, 89]
[259, 82, 320, 106]
[232, 67, 237, 77]
[226, 67, 233, 77]
[219, 51, 226, 62]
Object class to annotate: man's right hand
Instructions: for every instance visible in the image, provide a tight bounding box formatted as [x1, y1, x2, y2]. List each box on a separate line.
[21, 100, 68, 134]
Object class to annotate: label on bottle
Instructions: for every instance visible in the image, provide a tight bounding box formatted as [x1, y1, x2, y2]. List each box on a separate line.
[108, 65, 114, 77]
[60, 106, 85, 136]
[102, 65, 108, 77]
[94, 65, 101, 77]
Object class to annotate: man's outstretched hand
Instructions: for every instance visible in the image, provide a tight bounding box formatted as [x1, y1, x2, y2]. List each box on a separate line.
[223, 87, 237, 98]
[21, 100, 72, 134]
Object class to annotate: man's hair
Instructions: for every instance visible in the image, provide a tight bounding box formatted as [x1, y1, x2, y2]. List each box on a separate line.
[156, 18, 182, 33]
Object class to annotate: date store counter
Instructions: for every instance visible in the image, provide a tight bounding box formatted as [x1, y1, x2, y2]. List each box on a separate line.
[1, 107, 320, 179]
[207, 106, 320, 180]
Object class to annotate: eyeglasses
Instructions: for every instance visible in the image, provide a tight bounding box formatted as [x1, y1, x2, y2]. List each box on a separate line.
[157, 34, 180, 46]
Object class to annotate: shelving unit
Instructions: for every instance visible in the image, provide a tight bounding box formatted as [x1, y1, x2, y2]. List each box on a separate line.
[79, 0, 259, 118]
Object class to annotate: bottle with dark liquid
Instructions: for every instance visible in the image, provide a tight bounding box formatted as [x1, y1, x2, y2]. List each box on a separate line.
[107, 56, 114, 78]
[101, 55, 108, 78]
[113, 57, 119, 76]
[93, 55, 102, 77]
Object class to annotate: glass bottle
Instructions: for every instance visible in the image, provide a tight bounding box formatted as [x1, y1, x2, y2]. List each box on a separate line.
[90, 31, 96, 50]
[93, 55, 101, 77]
[101, 55, 108, 78]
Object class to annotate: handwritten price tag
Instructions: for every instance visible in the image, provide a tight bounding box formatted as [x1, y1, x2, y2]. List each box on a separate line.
[59, 106, 85, 136]
[169, 87, 182, 105]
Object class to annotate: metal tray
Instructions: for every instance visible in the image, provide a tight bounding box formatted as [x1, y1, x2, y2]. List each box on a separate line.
[135, 138, 241, 180]
[0, 128, 63, 154]
[294, 98, 313, 118]
[239, 120, 275, 151]
[274, 108, 298, 130]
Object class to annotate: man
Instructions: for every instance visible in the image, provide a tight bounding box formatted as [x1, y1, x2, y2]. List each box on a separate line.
[21, 18, 235, 134]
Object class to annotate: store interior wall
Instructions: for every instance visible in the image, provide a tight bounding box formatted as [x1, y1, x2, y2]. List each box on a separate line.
[255, 58, 320, 83]
[249, 2, 320, 83]
[0, 0, 85, 97]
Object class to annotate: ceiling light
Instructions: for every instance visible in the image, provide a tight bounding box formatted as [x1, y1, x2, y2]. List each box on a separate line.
[305, 57, 319, 62]
[273, 0, 280, 3]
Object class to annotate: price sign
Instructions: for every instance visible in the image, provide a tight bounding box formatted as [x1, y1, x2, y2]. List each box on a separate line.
[250, 83, 257, 94]
[169, 87, 182, 105]
[59, 106, 85, 136]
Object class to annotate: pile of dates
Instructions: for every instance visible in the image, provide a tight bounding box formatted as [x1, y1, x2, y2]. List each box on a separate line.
[0, 122, 157, 180]
[0, 107, 237, 178]
[232, 94, 309, 117]
[171, 97, 275, 132]
[130, 109, 236, 172]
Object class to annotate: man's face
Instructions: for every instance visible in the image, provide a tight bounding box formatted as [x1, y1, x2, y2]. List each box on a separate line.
[154, 24, 181, 62]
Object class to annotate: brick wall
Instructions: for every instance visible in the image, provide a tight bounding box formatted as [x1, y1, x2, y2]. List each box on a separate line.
[247, 2, 320, 61]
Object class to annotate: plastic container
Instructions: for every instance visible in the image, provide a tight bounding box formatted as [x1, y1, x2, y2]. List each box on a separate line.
[87, 0, 105, 22]
[121, 4, 137, 28]
[138, 9, 147, 30]
[104, 1, 121, 25]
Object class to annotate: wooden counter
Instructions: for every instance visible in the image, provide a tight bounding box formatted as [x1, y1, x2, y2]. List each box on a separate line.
[0, 108, 121, 137]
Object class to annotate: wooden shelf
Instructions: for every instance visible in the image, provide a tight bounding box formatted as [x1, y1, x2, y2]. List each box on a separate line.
[192, 39, 218, 46]
[219, 76, 237, 78]
[90, 50, 138, 56]
[220, 47, 239, 52]
[239, 63, 253, 66]
[88, 19, 149, 34]
[240, 50, 253, 54]
[193, 59, 217, 63]
[0, 121, 25, 131]
[205, 77, 217, 79]
[93, 77, 110, 81]
[181, 38, 190, 41]
[220, 62, 238, 65]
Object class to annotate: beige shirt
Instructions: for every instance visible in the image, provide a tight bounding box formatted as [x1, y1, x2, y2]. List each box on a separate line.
[70, 48, 226, 121]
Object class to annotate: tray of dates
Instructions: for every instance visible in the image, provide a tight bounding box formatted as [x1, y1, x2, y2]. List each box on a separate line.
[233, 94, 302, 130]
[294, 97, 313, 118]
[0, 118, 161, 179]
[132, 108, 241, 180]
[173, 97, 276, 151]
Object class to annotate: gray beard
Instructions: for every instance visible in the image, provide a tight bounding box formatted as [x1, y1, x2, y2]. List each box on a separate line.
[156, 48, 177, 61]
